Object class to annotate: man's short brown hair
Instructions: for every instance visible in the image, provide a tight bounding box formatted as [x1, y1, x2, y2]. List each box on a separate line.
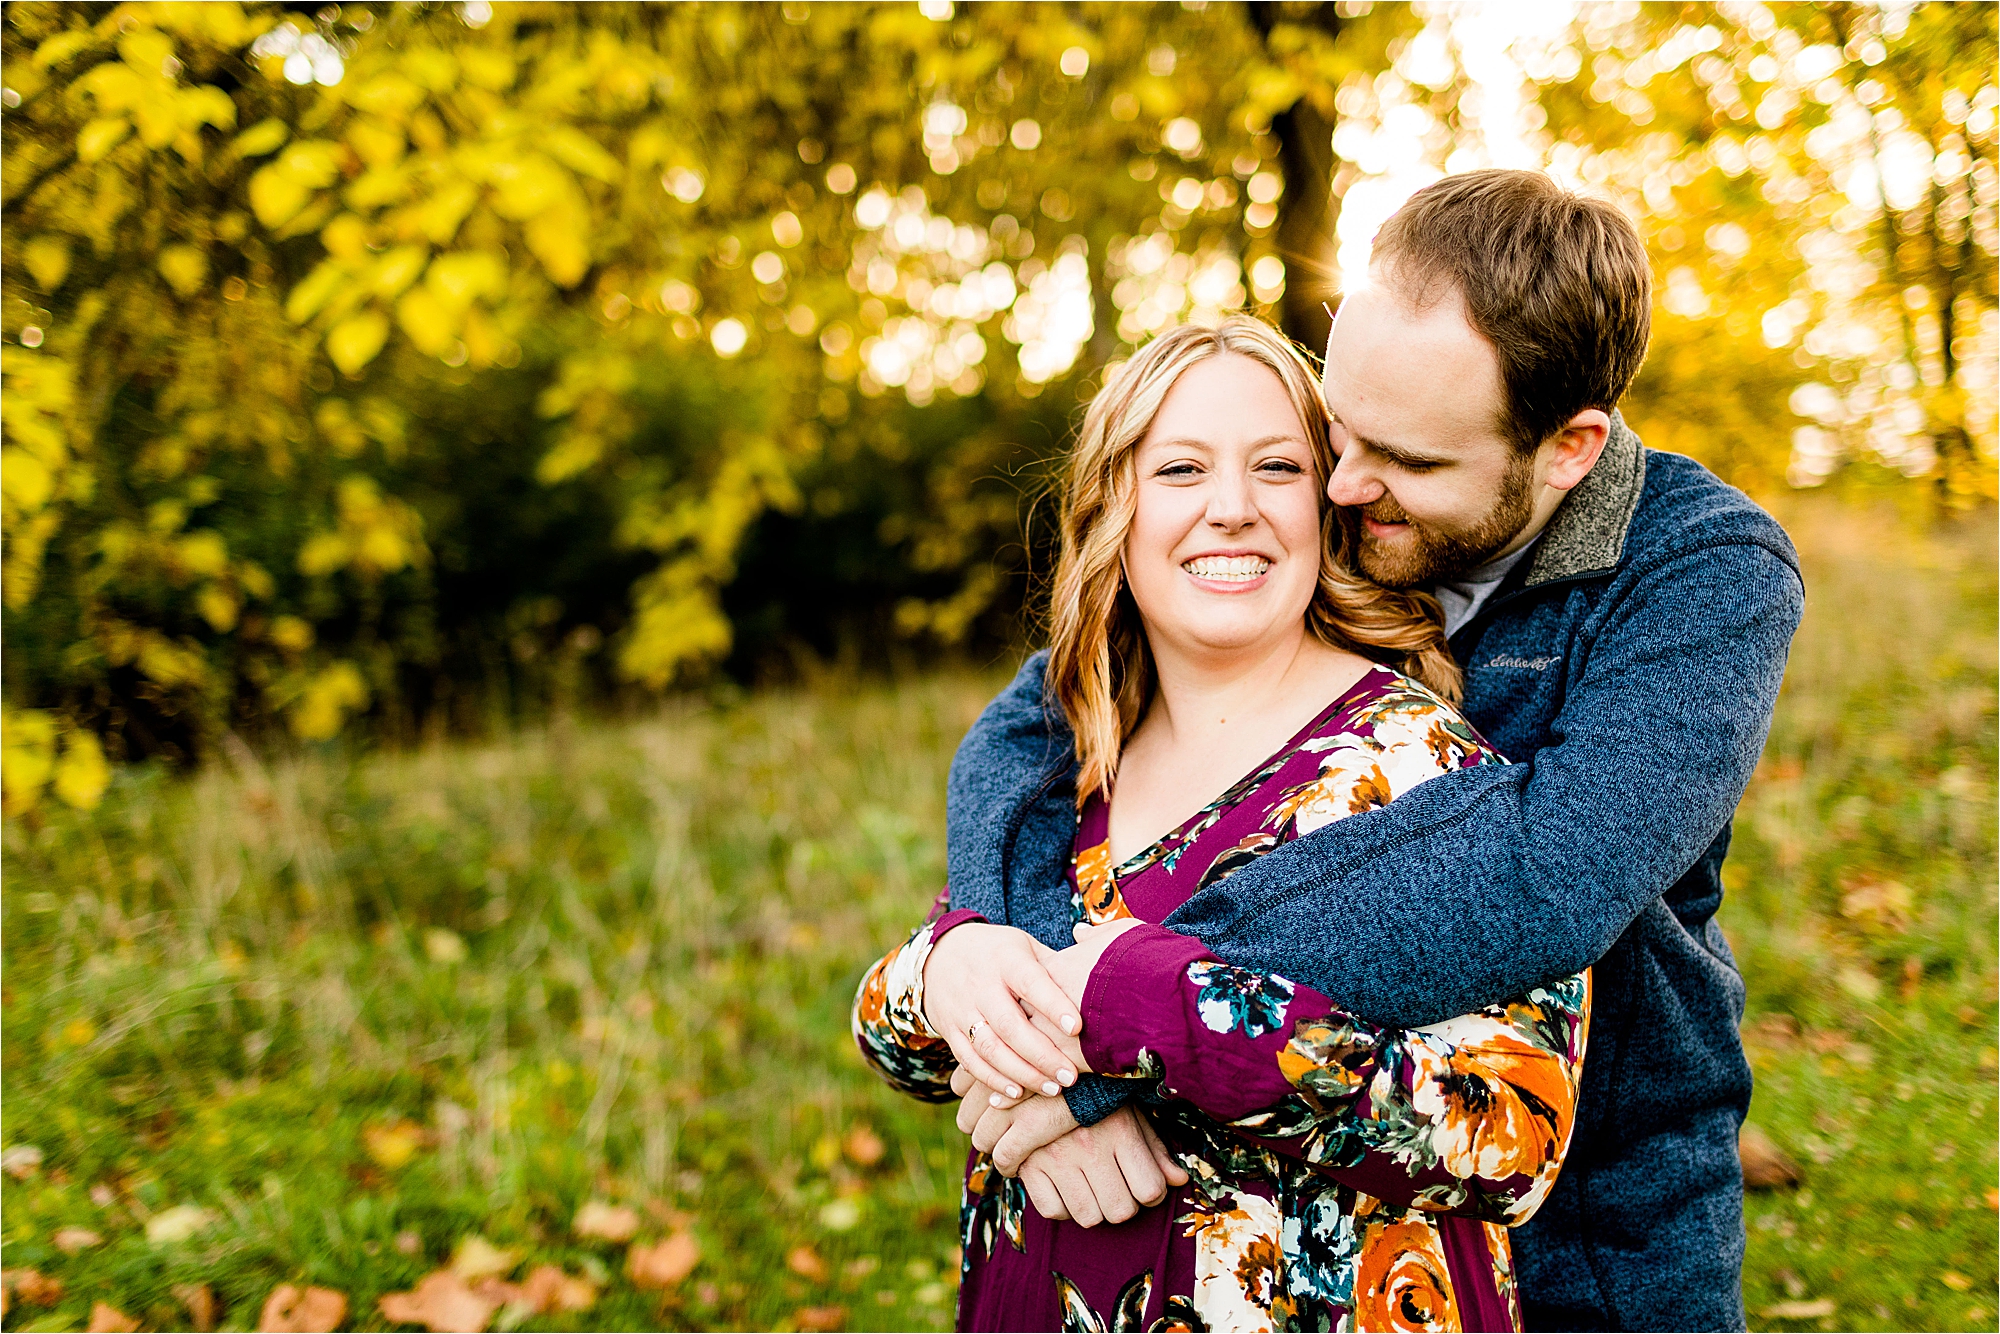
[1370, 169, 1652, 451]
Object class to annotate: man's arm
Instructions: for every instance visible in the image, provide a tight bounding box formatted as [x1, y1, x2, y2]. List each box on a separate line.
[950, 540, 1803, 1028]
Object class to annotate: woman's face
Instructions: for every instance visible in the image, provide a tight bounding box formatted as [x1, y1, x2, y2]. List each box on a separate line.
[1123, 352, 1324, 663]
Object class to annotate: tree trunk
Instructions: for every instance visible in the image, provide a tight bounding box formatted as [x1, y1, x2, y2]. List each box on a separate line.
[1248, 3, 1344, 359]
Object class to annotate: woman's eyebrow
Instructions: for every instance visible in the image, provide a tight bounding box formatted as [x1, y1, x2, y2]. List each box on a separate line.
[1146, 433, 1307, 452]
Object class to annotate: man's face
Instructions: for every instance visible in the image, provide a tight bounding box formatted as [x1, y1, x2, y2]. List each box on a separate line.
[1320, 279, 1539, 588]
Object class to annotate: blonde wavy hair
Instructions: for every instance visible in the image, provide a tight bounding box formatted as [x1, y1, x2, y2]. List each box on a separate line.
[1045, 317, 1461, 805]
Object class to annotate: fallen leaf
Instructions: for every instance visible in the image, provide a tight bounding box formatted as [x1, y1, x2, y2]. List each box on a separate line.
[363, 1120, 427, 1171]
[4, 1269, 64, 1306]
[174, 1282, 217, 1332]
[380, 1271, 499, 1334]
[1739, 1123, 1801, 1191]
[818, 1198, 861, 1232]
[1761, 1298, 1835, 1320]
[842, 1125, 885, 1167]
[0, 1145, 43, 1179]
[259, 1283, 347, 1333]
[146, 1203, 216, 1244]
[1986, 1188, 1999, 1211]
[449, 1235, 518, 1281]
[395, 1229, 425, 1255]
[89, 1302, 141, 1333]
[795, 1304, 848, 1332]
[573, 1200, 641, 1243]
[788, 1245, 829, 1283]
[510, 1265, 595, 1315]
[91, 1182, 118, 1207]
[627, 1231, 701, 1288]
[54, 1226, 104, 1253]
[1942, 1272, 1973, 1292]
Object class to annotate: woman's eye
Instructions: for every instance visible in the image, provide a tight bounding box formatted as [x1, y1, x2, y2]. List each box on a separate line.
[1156, 462, 1201, 478]
[1256, 460, 1305, 476]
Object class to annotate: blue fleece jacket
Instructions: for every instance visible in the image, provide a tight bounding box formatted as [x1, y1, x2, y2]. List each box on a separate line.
[942, 419, 1803, 1332]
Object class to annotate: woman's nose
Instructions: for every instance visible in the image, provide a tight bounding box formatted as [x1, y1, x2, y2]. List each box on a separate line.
[1205, 473, 1257, 530]
[1326, 449, 1386, 508]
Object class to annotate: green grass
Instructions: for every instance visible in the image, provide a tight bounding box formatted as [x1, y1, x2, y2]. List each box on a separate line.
[3, 499, 1994, 1333]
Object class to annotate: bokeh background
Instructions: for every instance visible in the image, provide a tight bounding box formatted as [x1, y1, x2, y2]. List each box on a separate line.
[1, 3, 1993, 1332]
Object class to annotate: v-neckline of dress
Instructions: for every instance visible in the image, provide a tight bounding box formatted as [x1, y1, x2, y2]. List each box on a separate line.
[1101, 664, 1394, 880]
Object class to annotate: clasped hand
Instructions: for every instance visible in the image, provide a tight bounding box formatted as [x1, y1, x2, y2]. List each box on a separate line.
[924, 918, 1183, 1225]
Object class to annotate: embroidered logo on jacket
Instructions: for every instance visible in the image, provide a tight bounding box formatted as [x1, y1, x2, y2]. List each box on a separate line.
[1484, 653, 1558, 671]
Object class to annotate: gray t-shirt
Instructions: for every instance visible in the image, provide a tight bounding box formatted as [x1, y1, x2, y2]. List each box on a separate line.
[1432, 536, 1540, 639]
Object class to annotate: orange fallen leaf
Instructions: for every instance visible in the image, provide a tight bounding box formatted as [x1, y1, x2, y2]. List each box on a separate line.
[379, 1270, 499, 1333]
[796, 1304, 848, 1332]
[4, 1269, 64, 1307]
[259, 1283, 347, 1333]
[89, 1302, 141, 1333]
[508, 1265, 596, 1315]
[174, 1282, 217, 1331]
[1986, 1188, 1999, 1211]
[573, 1200, 641, 1243]
[787, 1245, 829, 1283]
[362, 1120, 427, 1171]
[627, 1231, 701, 1288]
[54, 1226, 104, 1254]
[842, 1125, 885, 1167]
[1942, 1272, 1973, 1292]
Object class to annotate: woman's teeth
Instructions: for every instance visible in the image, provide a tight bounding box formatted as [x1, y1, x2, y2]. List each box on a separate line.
[1183, 555, 1269, 581]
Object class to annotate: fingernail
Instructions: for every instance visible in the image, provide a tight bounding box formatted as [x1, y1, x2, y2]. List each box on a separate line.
[1042, 1081, 1060, 1097]
[1058, 1067, 1076, 1086]
[1059, 1015, 1077, 1034]
[989, 1091, 1005, 1107]
[1005, 1084, 1021, 1099]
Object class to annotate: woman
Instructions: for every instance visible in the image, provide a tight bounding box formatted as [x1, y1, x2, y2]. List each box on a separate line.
[852, 318, 1588, 1333]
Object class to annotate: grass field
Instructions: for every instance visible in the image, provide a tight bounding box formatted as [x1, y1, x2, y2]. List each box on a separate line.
[4, 499, 1994, 1333]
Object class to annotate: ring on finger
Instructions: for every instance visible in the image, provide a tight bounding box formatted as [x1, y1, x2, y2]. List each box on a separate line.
[967, 1019, 987, 1042]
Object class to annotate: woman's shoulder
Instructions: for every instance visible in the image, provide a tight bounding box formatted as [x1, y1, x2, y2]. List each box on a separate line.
[1299, 667, 1505, 775]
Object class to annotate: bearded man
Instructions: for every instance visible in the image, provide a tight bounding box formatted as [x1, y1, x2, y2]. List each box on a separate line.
[934, 169, 1805, 1331]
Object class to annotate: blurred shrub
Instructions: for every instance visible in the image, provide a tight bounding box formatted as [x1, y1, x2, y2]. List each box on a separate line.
[0, 1, 1992, 807]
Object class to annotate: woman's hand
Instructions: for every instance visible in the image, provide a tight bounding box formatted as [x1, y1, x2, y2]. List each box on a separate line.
[921, 923, 1083, 1102]
[952, 1068, 1187, 1226]
[1044, 917, 1149, 1003]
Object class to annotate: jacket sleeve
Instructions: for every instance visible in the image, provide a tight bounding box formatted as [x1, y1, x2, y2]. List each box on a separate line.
[1163, 541, 1802, 1025]
[1079, 924, 1590, 1224]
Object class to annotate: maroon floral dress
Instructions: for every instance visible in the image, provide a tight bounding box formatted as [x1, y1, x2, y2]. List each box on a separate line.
[854, 667, 1591, 1332]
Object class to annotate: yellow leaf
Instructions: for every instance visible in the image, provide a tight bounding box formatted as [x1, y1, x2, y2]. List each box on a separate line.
[269, 616, 314, 652]
[362, 1120, 426, 1171]
[326, 310, 389, 375]
[1, 709, 57, 817]
[250, 165, 312, 230]
[396, 288, 458, 357]
[52, 731, 110, 810]
[22, 236, 71, 292]
[458, 47, 516, 91]
[370, 246, 429, 299]
[297, 533, 350, 577]
[77, 117, 131, 163]
[34, 30, 96, 69]
[234, 117, 289, 158]
[157, 243, 207, 297]
[178, 530, 228, 576]
[284, 260, 347, 324]
[524, 212, 589, 288]
[2, 448, 54, 513]
[417, 180, 480, 245]
[543, 126, 622, 183]
[287, 661, 367, 740]
[449, 1235, 517, 1280]
[345, 117, 404, 168]
[196, 585, 239, 632]
[322, 213, 369, 258]
[116, 29, 173, 74]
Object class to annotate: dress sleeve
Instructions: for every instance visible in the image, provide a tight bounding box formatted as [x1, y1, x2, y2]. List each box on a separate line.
[1079, 924, 1590, 1224]
[850, 886, 984, 1103]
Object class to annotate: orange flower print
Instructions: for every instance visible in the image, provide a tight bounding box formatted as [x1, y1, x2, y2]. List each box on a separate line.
[1409, 1019, 1578, 1187]
[1072, 840, 1131, 925]
[854, 947, 893, 1025]
[1353, 1219, 1460, 1332]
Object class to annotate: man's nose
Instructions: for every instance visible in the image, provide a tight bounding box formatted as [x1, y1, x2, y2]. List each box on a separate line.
[1326, 448, 1385, 507]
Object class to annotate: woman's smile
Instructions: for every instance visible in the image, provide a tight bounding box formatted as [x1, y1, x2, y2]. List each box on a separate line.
[1180, 551, 1274, 591]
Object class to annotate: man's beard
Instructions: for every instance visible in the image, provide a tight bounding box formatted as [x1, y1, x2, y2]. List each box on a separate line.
[1350, 453, 1537, 589]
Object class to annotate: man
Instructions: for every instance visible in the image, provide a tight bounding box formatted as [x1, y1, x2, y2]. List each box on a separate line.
[932, 170, 1804, 1329]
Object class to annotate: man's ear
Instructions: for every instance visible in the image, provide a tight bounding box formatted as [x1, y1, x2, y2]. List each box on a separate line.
[1542, 409, 1611, 493]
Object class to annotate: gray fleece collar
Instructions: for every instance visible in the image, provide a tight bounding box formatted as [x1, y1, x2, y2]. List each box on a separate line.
[1524, 411, 1647, 588]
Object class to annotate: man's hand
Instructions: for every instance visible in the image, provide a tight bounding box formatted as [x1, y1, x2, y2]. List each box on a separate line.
[951, 1069, 1188, 1227]
[922, 923, 1082, 1102]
